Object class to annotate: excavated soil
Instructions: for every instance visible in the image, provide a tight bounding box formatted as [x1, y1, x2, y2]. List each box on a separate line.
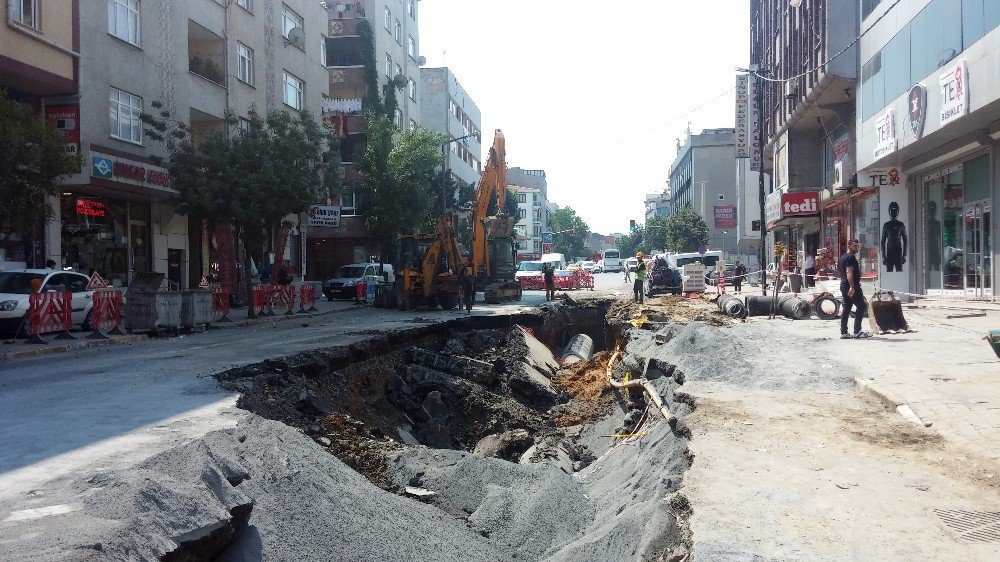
[551, 351, 615, 427]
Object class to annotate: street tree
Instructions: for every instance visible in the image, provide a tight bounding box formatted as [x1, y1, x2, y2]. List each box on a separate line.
[0, 93, 81, 265]
[664, 205, 709, 252]
[142, 104, 340, 317]
[644, 215, 670, 253]
[548, 207, 591, 258]
[616, 228, 644, 258]
[357, 112, 444, 260]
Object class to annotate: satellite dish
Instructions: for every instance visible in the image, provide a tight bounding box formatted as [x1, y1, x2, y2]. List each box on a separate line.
[286, 27, 305, 49]
[392, 73, 407, 89]
[416, 55, 426, 66]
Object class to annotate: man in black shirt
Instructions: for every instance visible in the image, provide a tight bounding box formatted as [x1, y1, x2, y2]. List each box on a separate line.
[733, 261, 747, 294]
[544, 265, 556, 301]
[839, 238, 871, 338]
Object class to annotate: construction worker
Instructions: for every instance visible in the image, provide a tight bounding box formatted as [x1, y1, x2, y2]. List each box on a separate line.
[459, 266, 475, 314]
[634, 252, 647, 304]
[544, 264, 556, 301]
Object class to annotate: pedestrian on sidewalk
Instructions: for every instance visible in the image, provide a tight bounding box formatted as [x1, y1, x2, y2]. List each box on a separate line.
[733, 261, 747, 294]
[459, 266, 475, 314]
[544, 264, 556, 301]
[804, 252, 816, 288]
[623, 265, 631, 284]
[634, 252, 647, 304]
[839, 238, 871, 339]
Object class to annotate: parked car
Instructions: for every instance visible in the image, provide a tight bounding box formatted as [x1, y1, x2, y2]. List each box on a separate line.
[566, 262, 581, 271]
[580, 261, 597, 272]
[0, 269, 94, 337]
[323, 263, 394, 301]
[516, 260, 545, 280]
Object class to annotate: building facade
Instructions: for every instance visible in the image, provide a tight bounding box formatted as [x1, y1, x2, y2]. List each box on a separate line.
[507, 168, 551, 261]
[856, 0, 1000, 299]
[1, 0, 78, 270]
[644, 191, 671, 221]
[419, 67, 482, 187]
[668, 128, 739, 256]
[751, 0, 859, 281]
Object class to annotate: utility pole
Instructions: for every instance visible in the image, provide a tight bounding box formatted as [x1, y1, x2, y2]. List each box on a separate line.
[755, 68, 768, 295]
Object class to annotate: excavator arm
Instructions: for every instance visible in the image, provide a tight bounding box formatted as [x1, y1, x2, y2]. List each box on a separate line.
[471, 130, 515, 277]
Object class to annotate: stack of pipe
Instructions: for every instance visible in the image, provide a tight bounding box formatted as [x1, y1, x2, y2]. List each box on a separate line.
[745, 295, 812, 319]
[716, 294, 747, 318]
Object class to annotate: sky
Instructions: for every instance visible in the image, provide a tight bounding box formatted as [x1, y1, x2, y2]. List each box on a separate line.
[417, 0, 752, 235]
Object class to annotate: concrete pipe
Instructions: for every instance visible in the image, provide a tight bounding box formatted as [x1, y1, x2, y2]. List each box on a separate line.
[745, 295, 811, 319]
[716, 294, 747, 318]
[561, 334, 594, 365]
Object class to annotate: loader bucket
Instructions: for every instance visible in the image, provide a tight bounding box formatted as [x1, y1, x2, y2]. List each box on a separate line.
[868, 291, 910, 334]
[986, 330, 1000, 359]
[483, 214, 516, 238]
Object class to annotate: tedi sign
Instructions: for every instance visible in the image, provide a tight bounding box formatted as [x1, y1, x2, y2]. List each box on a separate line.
[780, 191, 819, 217]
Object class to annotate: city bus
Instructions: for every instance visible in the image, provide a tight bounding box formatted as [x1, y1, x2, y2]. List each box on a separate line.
[602, 248, 623, 272]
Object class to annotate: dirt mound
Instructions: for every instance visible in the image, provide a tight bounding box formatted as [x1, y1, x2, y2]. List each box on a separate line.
[551, 351, 615, 427]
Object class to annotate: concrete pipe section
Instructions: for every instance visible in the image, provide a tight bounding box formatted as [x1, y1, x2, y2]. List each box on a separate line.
[561, 334, 594, 365]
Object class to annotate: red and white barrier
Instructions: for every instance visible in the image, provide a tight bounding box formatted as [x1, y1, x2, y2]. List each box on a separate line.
[271, 284, 296, 315]
[26, 291, 74, 344]
[87, 289, 125, 339]
[519, 276, 546, 291]
[212, 287, 232, 322]
[298, 284, 318, 313]
[252, 285, 267, 316]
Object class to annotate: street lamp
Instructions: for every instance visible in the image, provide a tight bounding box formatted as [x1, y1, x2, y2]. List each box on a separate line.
[441, 133, 478, 216]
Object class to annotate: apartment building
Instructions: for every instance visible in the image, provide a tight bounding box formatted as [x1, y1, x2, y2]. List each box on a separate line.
[23, 0, 327, 289]
[313, 0, 423, 278]
[856, 0, 1000, 299]
[667, 128, 739, 256]
[507, 168, 551, 261]
[419, 67, 482, 188]
[1, 0, 78, 269]
[644, 192, 671, 222]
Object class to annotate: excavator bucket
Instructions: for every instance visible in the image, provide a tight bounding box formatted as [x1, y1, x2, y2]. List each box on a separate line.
[868, 291, 910, 334]
[482, 214, 516, 238]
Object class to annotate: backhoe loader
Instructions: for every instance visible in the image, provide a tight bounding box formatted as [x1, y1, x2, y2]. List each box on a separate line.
[394, 217, 463, 310]
[468, 130, 521, 303]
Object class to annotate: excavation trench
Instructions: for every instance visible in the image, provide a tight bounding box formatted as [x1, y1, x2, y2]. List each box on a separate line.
[215, 298, 699, 560]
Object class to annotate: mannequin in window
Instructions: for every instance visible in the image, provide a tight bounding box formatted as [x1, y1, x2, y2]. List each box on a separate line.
[880, 201, 907, 272]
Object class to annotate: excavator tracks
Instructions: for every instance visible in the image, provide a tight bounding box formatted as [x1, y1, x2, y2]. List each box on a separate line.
[485, 282, 523, 304]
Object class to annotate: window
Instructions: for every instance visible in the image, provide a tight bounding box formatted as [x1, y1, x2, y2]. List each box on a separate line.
[518, 193, 527, 203]
[283, 71, 303, 110]
[393, 108, 403, 128]
[109, 87, 142, 144]
[408, 0, 416, 18]
[12, 0, 38, 29]
[235, 0, 251, 12]
[282, 5, 303, 41]
[408, 36, 416, 58]
[239, 117, 252, 132]
[534, 226, 541, 237]
[518, 208, 526, 220]
[108, 0, 140, 46]
[383, 6, 390, 30]
[394, 20, 401, 43]
[320, 35, 328, 66]
[385, 53, 392, 78]
[861, 0, 885, 20]
[340, 192, 357, 215]
[718, 194, 725, 200]
[237, 43, 254, 85]
[395, 63, 403, 78]
[407, 77, 415, 101]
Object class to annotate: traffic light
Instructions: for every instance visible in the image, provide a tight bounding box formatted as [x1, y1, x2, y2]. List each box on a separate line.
[629, 219, 636, 232]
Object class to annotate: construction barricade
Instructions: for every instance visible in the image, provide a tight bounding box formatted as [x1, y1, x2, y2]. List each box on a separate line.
[298, 284, 318, 313]
[577, 271, 595, 290]
[519, 276, 545, 291]
[87, 289, 125, 339]
[212, 287, 232, 322]
[26, 291, 74, 344]
[252, 285, 267, 316]
[271, 284, 296, 315]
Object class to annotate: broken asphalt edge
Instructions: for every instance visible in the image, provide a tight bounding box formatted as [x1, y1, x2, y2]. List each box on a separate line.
[853, 377, 932, 428]
[0, 305, 363, 363]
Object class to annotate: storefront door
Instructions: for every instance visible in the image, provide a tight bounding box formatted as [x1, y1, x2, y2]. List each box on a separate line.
[962, 202, 992, 297]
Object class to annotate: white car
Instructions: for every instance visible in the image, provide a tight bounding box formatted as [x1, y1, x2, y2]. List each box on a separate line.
[580, 261, 597, 273]
[0, 269, 95, 337]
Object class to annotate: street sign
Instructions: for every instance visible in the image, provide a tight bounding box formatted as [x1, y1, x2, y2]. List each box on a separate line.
[541, 232, 553, 244]
[697, 245, 707, 255]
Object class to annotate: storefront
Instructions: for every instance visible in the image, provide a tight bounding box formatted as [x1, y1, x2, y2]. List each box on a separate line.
[766, 190, 821, 274]
[919, 153, 992, 297]
[60, 195, 150, 287]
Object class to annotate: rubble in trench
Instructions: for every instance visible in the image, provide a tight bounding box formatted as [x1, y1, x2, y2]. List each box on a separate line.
[207, 296, 729, 559]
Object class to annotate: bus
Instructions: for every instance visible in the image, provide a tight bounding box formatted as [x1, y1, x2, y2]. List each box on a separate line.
[602, 248, 622, 272]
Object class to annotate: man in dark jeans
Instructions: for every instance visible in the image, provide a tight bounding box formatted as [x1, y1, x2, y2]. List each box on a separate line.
[544, 265, 556, 301]
[733, 261, 747, 294]
[839, 238, 871, 339]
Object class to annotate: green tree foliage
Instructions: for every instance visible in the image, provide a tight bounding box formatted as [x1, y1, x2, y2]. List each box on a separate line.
[357, 112, 444, 259]
[141, 103, 340, 317]
[644, 215, 670, 252]
[548, 207, 591, 258]
[664, 205, 709, 252]
[616, 229, 644, 257]
[0, 93, 81, 263]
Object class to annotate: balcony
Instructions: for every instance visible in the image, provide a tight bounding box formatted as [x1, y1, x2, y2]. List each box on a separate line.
[327, 0, 366, 20]
[187, 20, 225, 87]
[325, 36, 364, 67]
[327, 17, 363, 36]
[328, 66, 366, 99]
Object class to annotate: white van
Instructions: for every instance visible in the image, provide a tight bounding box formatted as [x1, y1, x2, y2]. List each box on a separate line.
[541, 252, 566, 270]
[323, 263, 394, 300]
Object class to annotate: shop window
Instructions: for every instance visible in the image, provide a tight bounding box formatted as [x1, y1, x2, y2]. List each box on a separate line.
[61, 197, 131, 287]
[852, 193, 880, 278]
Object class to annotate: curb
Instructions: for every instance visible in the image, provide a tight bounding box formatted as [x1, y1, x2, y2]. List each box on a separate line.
[0, 334, 149, 363]
[854, 377, 932, 428]
[209, 302, 363, 330]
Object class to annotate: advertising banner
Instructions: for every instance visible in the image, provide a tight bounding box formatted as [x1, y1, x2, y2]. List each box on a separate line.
[765, 191, 782, 225]
[878, 172, 910, 296]
[714, 205, 736, 228]
[45, 104, 79, 155]
[939, 59, 968, 127]
[308, 205, 341, 227]
[749, 76, 762, 172]
[873, 109, 897, 159]
[735, 75, 749, 158]
[214, 225, 237, 294]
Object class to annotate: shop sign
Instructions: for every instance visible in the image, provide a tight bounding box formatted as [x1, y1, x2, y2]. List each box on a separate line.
[747, 76, 762, 171]
[90, 151, 172, 188]
[780, 191, 819, 217]
[734, 75, 749, 158]
[939, 59, 968, 127]
[857, 167, 902, 188]
[765, 191, 782, 224]
[714, 205, 736, 228]
[45, 104, 80, 155]
[873, 109, 897, 159]
[75, 198, 106, 218]
[833, 134, 849, 162]
[907, 83, 927, 139]
[308, 205, 341, 227]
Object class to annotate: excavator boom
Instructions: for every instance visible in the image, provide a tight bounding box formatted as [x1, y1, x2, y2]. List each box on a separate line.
[469, 130, 520, 304]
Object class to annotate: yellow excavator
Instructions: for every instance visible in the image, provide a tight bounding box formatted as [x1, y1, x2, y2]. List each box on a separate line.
[469, 130, 521, 303]
[394, 216, 464, 310]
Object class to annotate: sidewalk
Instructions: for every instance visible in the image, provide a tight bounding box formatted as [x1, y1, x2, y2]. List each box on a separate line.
[0, 296, 360, 363]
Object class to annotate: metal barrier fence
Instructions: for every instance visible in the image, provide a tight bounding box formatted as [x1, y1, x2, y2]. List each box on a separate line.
[26, 291, 74, 344]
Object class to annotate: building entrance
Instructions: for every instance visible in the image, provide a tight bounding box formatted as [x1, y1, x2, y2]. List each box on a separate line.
[962, 201, 992, 297]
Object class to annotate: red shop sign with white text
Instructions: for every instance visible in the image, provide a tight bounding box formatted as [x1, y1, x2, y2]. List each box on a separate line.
[780, 191, 820, 217]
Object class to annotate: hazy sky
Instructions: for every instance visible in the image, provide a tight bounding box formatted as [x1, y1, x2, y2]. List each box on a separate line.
[418, 0, 751, 235]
